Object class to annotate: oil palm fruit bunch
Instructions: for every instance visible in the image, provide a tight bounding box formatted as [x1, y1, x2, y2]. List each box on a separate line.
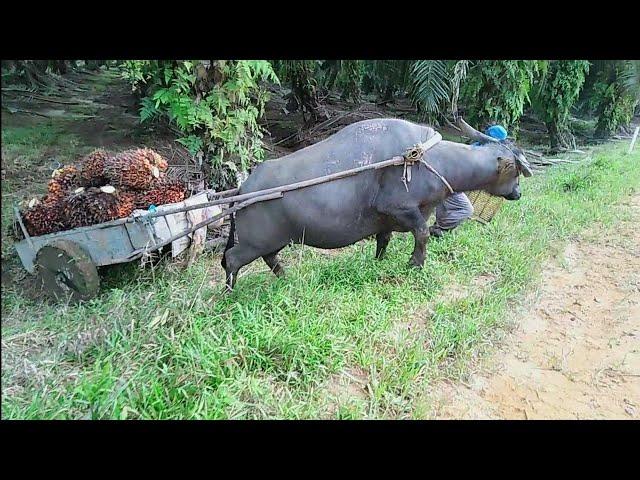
[63, 186, 123, 229]
[103, 149, 167, 190]
[134, 176, 187, 209]
[47, 164, 79, 202]
[140, 148, 168, 171]
[78, 149, 112, 186]
[22, 198, 66, 237]
[115, 191, 137, 218]
[45, 181, 67, 205]
[40, 165, 79, 219]
[50, 165, 79, 190]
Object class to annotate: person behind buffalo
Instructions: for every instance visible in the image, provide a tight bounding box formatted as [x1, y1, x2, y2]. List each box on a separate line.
[429, 124, 509, 238]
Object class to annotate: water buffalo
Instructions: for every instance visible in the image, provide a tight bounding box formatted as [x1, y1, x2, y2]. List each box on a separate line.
[222, 117, 531, 290]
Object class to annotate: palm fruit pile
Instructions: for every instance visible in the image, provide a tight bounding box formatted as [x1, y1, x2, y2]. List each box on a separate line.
[46, 165, 77, 200]
[17, 148, 187, 237]
[22, 199, 66, 237]
[103, 148, 166, 191]
[63, 186, 129, 229]
[21, 165, 80, 236]
[133, 176, 187, 208]
[78, 149, 111, 187]
[115, 191, 137, 218]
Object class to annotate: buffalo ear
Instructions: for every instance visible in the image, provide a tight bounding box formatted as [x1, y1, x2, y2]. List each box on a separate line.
[516, 152, 533, 177]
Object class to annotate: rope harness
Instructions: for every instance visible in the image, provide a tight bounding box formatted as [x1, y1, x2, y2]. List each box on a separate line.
[400, 132, 453, 194]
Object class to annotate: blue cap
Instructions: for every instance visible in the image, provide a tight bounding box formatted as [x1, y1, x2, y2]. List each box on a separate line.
[485, 125, 508, 140]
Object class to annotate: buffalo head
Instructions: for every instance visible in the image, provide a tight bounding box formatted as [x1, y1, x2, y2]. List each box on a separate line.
[454, 115, 532, 201]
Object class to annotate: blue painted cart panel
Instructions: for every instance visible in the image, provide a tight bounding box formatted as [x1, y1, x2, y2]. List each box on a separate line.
[13, 190, 218, 274]
[14, 220, 152, 273]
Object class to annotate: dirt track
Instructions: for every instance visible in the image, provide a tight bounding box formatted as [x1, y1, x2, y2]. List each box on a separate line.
[431, 195, 640, 419]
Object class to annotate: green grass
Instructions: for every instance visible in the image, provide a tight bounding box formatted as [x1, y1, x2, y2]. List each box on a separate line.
[2, 133, 639, 418]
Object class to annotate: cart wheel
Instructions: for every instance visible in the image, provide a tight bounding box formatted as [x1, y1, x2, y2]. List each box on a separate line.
[35, 240, 100, 303]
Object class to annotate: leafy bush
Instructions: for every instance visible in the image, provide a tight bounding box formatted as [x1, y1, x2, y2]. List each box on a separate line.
[459, 61, 547, 133]
[407, 60, 473, 123]
[317, 60, 363, 104]
[532, 60, 590, 149]
[273, 60, 327, 124]
[121, 60, 279, 189]
[593, 80, 636, 137]
[361, 60, 412, 102]
[337, 60, 363, 104]
[409, 60, 452, 122]
[578, 60, 639, 138]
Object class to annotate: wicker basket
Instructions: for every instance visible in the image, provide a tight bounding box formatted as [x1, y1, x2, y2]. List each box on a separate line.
[466, 190, 505, 224]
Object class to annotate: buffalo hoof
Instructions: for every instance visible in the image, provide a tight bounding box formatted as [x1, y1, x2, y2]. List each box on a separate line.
[409, 258, 424, 268]
[429, 225, 449, 238]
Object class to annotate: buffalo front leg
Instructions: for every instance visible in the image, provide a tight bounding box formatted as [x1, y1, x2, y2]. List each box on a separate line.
[390, 208, 430, 268]
[375, 232, 392, 259]
[263, 252, 285, 278]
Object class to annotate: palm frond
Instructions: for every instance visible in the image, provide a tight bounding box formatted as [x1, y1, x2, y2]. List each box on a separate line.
[450, 60, 470, 114]
[409, 60, 451, 117]
[620, 60, 640, 103]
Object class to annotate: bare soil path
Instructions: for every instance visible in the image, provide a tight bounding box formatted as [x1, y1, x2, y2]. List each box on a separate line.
[430, 195, 640, 419]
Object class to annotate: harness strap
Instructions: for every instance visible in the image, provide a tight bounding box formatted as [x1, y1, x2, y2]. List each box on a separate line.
[419, 159, 455, 194]
[401, 132, 454, 194]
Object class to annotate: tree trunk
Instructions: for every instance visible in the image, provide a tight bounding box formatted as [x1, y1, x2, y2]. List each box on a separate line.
[293, 77, 327, 125]
[547, 120, 576, 151]
[379, 85, 394, 104]
[51, 60, 69, 75]
[547, 120, 560, 151]
[326, 66, 339, 91]
[20, 60, 52, 88]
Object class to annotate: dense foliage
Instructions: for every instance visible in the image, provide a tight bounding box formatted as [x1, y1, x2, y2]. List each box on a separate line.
[592, 62, 638, 137]
[121, 60, 278, 189]
[408, 60, 471, 122]
[272, 60, 327, 124]
[5, 59, 636, 188]
[361, 60, 413, 102]
[459, 60, 547, 133]
[532, 60, 590, 149]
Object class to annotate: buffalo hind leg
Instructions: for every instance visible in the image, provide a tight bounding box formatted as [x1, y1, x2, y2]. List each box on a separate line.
[389, 208, 430, 267]
[263, 251, 285, 278]
[375, 232, 392, 259]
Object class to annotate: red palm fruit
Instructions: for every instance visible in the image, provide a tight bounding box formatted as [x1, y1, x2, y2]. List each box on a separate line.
[79, 149, 112, 186]
[139, 148, 169, 171]
[22, 201, 66, 237]
[63, 187, 121, 229]
[49, 165, 79, 191]
[115, 191, 136, 218]
[103, 150, 159, 190]
[45, 182, 66, 205]
[135, 176, 187, 208]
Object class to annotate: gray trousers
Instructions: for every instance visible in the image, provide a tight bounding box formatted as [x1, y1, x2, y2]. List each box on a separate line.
[433, 193, 474, 230]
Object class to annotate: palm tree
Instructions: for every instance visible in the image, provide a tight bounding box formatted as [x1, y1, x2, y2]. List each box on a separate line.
[620, 60, 640, 109]
[409, 60, 470, 122]
[276, 60, 328, 125]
